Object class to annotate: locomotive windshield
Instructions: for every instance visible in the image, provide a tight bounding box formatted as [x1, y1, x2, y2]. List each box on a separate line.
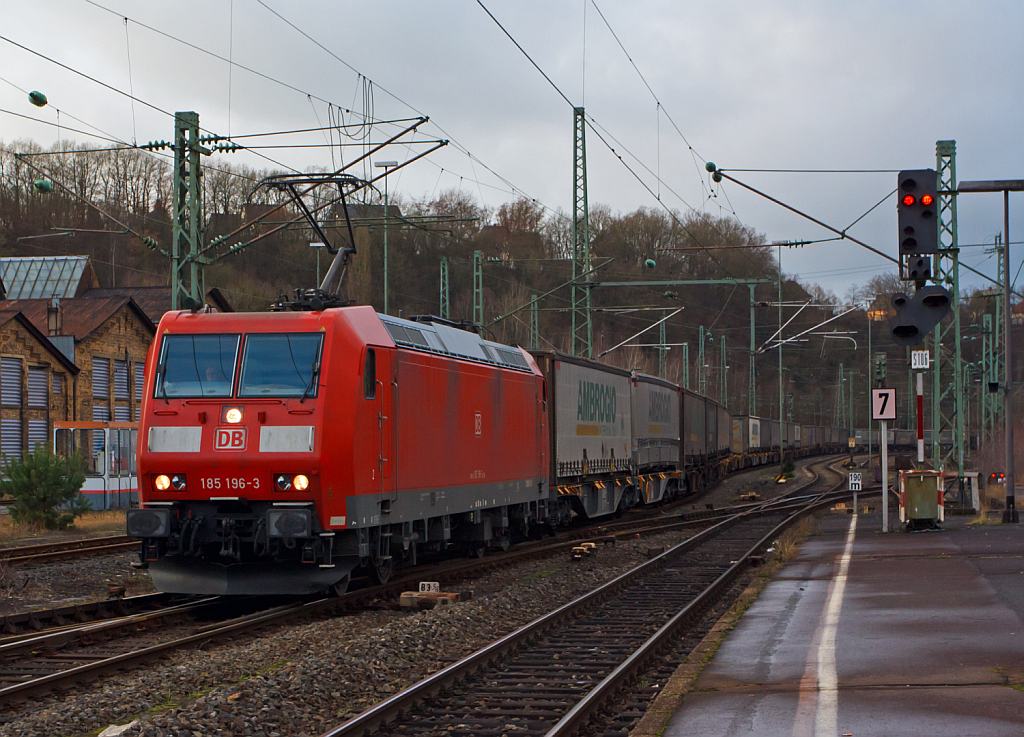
[238, 333, 323, 398]
[156, 334, 239, 398]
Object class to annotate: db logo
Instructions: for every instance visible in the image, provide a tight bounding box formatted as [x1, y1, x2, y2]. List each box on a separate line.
[214, 427, 247, 451]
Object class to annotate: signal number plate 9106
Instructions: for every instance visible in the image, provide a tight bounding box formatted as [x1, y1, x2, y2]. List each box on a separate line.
[200, 477, 262, 491]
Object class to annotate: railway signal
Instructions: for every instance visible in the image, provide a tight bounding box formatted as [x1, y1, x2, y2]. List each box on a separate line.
[873, 352, 887, 385]
[888, 285, 952, 346]
[898, 169, 939, 257]
[897, 169, 938, 287]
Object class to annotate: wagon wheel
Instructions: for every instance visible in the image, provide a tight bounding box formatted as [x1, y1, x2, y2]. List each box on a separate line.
[371, 555, 394, 585]
[329, 573, 351, 597]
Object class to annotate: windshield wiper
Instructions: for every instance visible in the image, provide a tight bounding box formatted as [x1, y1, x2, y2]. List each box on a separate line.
[300, 360, 321, 403]
[156, 361, 169, 404]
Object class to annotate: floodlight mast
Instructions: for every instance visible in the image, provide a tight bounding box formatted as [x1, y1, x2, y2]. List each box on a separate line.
[957, 178, 1023, 523]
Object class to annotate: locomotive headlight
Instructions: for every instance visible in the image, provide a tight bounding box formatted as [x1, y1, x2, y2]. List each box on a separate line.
[154, 474, 171, 491]
[292, 474, 310, 491]
[223, 406, 243, 424]
[170, 474, 187, 491]
[275, 473, 292, 491]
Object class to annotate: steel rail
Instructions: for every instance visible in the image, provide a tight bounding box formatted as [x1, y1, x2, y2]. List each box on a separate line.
[319, 459, 851, 737]
[546, 489, 871, 735]
[0, 592, 181, 641]
[0, 535, 137, 564]
[0, 458, 849, 705]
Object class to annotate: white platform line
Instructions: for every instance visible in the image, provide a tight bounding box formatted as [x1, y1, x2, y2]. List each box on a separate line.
[813, 512, 858, 736]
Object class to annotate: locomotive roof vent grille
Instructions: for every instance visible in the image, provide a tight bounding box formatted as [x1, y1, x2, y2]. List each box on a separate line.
[381, 317, 531, 373]
[493, 346, 529, 369]
[384, 320, 431, 348]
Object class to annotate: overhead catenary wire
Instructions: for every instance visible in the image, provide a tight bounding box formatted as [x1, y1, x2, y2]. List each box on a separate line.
[714, 168, 1021, 298]
[588, 0, 717, 208]
[220, 0, 569, 222]
[123, 17, 137, 145]
[473, 0, 759, 282]
[0, 107, 265, 185]
[0, 32, 308, 175]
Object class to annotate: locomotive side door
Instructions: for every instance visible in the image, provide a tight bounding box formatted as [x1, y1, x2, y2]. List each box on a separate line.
[372, 347, 398, 504]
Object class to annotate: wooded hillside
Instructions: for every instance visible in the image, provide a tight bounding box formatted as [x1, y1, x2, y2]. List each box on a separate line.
[0, 138, 997, 429]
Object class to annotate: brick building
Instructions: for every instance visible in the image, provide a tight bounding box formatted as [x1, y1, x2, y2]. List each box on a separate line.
[0, 309, 78, 459]
[1, 297, 156, 424]
[0, 256, 237, 463]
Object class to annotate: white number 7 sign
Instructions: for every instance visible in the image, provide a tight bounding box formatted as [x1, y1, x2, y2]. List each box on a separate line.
[871, 388, 897, 421]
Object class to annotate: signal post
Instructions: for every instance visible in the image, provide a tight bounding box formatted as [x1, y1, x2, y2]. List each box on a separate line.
[872, 387, 897, 532]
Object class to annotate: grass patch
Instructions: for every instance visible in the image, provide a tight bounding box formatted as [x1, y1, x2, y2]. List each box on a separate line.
[0, 509, 125, 544]
[71, 510, 126, 533]
[967, 513, 1002, 526]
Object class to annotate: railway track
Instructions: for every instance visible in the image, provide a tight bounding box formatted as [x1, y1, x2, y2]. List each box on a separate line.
[320, 460, 868, 737]
[0, 456, 841, 570]
[0, 457, 853, 707]
[0, 592, 188, 641]
[0, 535, 137, 565]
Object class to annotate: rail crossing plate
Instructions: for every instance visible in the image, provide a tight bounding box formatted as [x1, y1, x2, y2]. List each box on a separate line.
[871, 388, 897, 421]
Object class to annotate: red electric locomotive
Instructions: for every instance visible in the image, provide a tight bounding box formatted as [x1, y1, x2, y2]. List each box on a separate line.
[128, 306, 553, 595]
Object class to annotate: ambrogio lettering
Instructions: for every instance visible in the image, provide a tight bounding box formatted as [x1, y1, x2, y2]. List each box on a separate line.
[577, 380, 616, 424]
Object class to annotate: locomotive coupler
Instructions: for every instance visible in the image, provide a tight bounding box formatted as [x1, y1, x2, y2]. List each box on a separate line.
[217, 519, 242, 561]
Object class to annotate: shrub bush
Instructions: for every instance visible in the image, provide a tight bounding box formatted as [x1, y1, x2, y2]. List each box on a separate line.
[1, 448, 88, 530]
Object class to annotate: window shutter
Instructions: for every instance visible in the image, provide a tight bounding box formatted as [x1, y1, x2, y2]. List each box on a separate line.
[1, 358, 22, 406]
[1, 418, 22, 460]
[28, 419, 48, 451]
[27, 366, 48, 408]
[92, 403, 110, 454]
[114, 360, 129, 399]
[134, 362, 145, 401]
[114, 405, 131, 422]
[52, 373, 65, 396]
[92, 357, 110, 398]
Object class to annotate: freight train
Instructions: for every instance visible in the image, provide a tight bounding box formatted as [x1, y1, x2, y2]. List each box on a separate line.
[127, 307, 843, 595]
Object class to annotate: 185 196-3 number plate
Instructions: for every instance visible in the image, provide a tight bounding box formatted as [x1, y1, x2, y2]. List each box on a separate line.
[199, 476, 263, 492]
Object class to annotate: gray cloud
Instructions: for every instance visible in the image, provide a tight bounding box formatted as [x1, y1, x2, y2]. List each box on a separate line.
[1, 0, 1020, 296]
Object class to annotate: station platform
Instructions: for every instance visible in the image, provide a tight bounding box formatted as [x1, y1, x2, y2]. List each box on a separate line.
[655, 507, 1024, 737]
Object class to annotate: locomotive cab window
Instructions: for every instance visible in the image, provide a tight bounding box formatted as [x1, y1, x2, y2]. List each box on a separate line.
[238, 333, 323, 398]
[363, 348, 376, 399]
[156, 334, 239, 398]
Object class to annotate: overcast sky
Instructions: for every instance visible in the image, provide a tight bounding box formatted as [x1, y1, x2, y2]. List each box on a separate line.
[1, 0, 1021, 299]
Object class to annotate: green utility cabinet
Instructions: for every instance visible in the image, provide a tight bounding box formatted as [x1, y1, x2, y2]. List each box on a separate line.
[899, 470, 943, 530]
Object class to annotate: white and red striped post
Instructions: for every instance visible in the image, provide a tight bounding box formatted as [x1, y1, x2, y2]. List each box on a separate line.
[915, 372, 925, 464]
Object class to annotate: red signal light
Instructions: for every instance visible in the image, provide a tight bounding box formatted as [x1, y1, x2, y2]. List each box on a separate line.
[920, 193, 934, 206]
[902, 194, 916, 207]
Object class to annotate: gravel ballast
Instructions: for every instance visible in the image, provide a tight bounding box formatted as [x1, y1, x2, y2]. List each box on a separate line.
[0, 529, 699, 737]
[0, 552, 154, 617]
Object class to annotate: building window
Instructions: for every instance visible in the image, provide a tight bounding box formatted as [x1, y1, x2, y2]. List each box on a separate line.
[114, 359, 129, 400]
[1, 357, 22, 407]
[27, 366, 48, 408]
[1, 418, 22, 460]
[28, 419, 47, 452]
[133, 361, 145, 402]
[92, 356, 110, 399]
[91, 403, 110, 455]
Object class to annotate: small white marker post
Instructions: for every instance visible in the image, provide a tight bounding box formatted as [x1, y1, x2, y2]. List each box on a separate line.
[872, 388, 897, 532]
[849, 471, 862, 510]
